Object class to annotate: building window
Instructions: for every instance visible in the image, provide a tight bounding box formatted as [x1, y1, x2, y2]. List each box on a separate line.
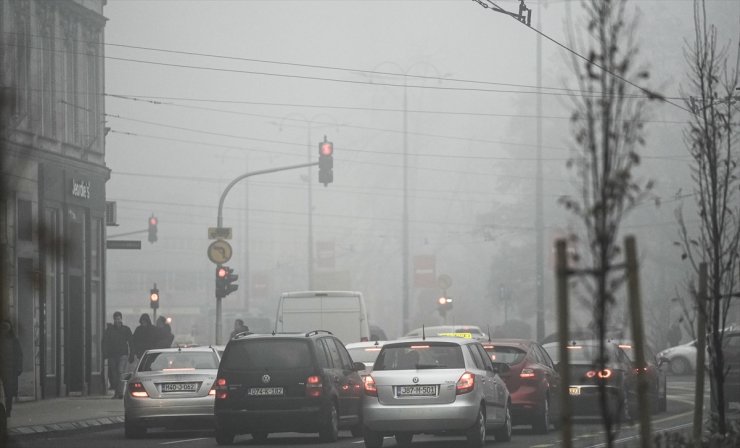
[17, 199, 32, 241]
[11, 1, 31, 120]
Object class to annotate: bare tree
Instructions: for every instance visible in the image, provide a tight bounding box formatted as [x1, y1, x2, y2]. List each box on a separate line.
[560, 1, 657, 445]
[675, 0, 740, 436]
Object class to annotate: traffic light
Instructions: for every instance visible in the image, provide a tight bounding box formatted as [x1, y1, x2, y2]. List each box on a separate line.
[318, 139, 333, 186]
[150, 286, 160, 309]
[147, 215, 158, 243]
[436, 296, 453, 316]
[216, 265, 239, 299]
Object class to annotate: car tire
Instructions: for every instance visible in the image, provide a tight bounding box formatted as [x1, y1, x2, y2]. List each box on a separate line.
[363, 426, 384, 448]
[670, 357, 691, 375]
[319, 402, 339, 442]
[493, 402, 512, 442]
[215, 425, 235, 446]
[124, 418, 146, 439]
[395, 432, 413, 447]
[251, 432, 268, 442]
[466, 406, 486, 447]
[532, 397, 550, 434]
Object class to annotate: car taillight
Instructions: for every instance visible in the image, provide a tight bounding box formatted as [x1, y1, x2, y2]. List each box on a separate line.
[306, 375, 323, 397]
[363, 375, 377, 397]
[212, 377, 228, 400]
[456, 372, 475, 395]
[520, 368, 536, 379]
[129, 382, 148, 398]
[586, 369, 613, 379]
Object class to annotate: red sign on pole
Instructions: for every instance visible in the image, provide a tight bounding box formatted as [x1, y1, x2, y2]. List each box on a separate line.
[414, 255, 436, 288]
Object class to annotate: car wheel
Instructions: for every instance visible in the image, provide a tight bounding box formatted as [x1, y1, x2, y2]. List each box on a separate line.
[466, 406, 486, 447]
[124, 418, 146, 439]
[251, 432, 268, 442]
[395, 432, 413, 447]
[670, 357, 691, 375]
[363, 426, 384, 448]
[319, 402, 339, 442]
[532, 397, 550, 434]
[493, 402, 512, 442]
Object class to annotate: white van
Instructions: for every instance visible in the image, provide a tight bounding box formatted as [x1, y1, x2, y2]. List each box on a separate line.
[274, 291, 370, 344]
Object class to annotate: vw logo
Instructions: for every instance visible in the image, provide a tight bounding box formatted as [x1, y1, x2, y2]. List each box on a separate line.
[412, 377, 419, 384]
[261, 374, 271, 384]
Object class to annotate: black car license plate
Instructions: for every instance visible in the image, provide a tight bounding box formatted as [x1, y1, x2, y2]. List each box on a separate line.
[396, 385, 438, 397]
[162, 382, 199, 392]
[248, 387, 284, 396]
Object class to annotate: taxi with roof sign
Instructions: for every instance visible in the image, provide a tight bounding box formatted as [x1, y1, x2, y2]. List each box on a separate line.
[404, 325, 488, 341]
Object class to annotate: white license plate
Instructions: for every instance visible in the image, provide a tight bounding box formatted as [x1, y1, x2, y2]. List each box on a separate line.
[248, 387, 284, 396]
[569, 387, 581, 396]
[162, 382, 198, 392]
[397, 385, 438, 397]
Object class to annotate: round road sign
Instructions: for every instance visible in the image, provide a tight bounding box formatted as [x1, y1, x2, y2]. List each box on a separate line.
[207, 239, 232, 264]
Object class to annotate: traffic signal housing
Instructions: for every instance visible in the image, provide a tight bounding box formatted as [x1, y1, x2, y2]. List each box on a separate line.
[318, 140, 333, 186]
[216, 265, 239, 299]
[147, 215, 158, 243]
[150, 286, 160, 309]
[437, 296, 453, 317]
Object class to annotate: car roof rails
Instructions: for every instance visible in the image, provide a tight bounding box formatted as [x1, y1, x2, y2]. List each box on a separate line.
[305, 330, 333, 337]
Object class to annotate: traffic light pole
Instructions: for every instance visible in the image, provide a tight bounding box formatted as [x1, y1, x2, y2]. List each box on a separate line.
[214, 161, 319, 345]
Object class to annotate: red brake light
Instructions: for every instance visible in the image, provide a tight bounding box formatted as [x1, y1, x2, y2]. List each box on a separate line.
[456, 372, 475, 395]
[212, 377, 228, 400]
[129, 382, 148, 398]
[586, 369, 613, 379]
[363, 375, 378, 397]
[520, 368, 536, 379]
[306, 375, 323, 397]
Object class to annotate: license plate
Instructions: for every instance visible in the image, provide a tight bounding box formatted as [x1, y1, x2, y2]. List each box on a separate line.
[569, 386, 581, 396]
[248, 387, 284, 396]
[161, 382, 198, 392]
[396, 385, 438, 397]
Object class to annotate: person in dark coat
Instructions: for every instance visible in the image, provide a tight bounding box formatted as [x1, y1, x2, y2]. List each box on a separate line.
[155, 316, 174, 348]
[131, 313, 159, 364]
[0, 319, 23, 417]
[229, 319, 251, 340]
[102, 312, 133, 398]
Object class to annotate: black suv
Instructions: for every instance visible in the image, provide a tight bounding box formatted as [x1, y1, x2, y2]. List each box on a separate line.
[213, 330, 365, 445]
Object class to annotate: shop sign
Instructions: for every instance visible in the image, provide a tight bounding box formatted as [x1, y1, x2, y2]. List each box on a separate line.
[71, 178, 91, 199]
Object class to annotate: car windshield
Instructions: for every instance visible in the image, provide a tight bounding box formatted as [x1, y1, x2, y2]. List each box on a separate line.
[347, 346, 383, 364]
[222, 340, 312, 370]
[139, 351, 218, 371]
[484, 345, 526, 364]
[374, 342, 464, 370]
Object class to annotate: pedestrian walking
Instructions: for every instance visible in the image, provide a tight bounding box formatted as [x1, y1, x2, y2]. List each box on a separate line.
[155, 315, 174, 348]
[131, 313, 159, 364]
[229, 318, 251, 340]
[102, 312, 132, 399]
[0, 320, 23, 417]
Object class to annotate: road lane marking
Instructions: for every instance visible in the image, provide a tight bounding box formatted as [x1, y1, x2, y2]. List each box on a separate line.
[159, 438, 209, 445]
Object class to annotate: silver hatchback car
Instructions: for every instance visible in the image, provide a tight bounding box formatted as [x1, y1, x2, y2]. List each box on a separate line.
[124, 346, 220, 438]
[363, 337, 512, 447]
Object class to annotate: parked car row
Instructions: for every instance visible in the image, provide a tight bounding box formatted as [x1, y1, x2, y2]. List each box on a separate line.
[122, 328, 670, 446]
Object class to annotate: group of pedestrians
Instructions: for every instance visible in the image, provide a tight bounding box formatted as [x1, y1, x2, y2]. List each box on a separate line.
[102, 311, 174, 398]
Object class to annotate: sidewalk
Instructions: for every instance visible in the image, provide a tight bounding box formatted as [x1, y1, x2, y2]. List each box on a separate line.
[8, 393, 124, 436]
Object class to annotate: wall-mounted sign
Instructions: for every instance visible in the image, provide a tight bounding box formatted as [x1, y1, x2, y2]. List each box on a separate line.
[71, 178, 91, 199]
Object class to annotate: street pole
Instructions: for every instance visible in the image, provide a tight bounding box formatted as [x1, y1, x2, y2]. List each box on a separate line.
[535, 1, 545, 342]
[307, 125, 314, 290]
[402, 77, 410, 335]
[555, 239, 572, 448]
[693, 263, 707, 448]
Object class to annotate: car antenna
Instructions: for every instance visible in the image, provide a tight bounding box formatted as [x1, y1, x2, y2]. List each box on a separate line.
[422, 324, 426, 341]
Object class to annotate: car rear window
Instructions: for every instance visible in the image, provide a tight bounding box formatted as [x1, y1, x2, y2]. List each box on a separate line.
[374, 342, 464, 370]
[483, 345, 526, 364]
[347, 346, 383, 363]
[222, 339, 312, 370]
[139, 351, 219, 371]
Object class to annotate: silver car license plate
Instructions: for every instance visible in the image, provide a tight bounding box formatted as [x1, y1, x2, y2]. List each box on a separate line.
[396, 385, 438, 397]
[162, 382, 198, 392]
[248, 387, 284, 396]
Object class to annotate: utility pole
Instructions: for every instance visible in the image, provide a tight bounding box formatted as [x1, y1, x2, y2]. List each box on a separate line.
[307, 125, 314, 290]
[402, 77, 410, 335]
[535, 0, 545, 341]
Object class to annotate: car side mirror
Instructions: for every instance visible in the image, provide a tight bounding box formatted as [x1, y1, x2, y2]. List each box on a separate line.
[353, 362, 366, 372]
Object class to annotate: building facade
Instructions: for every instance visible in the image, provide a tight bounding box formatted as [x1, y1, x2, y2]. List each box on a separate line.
[1, 0, 108, 399]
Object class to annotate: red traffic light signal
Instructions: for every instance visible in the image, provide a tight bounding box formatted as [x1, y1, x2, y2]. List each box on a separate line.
[216, 266, 239, 299]
[318, 139, 333, 186]
[320, 142, 333, 156]
[150, 286, 160, 309]
[148, 214, 158, 243]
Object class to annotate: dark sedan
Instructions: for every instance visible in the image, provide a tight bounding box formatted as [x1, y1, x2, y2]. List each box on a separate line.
[482, 339, 560, 433]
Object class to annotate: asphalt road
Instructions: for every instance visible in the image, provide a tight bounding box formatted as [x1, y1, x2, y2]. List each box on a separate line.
[7, 376, 699, 448]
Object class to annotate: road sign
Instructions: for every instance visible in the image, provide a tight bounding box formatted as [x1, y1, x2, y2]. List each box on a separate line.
[106, 240, 142, 250]
[208, 227, 232, 240]
[437, 274, 453, 290]
[207, 239, 233, 264]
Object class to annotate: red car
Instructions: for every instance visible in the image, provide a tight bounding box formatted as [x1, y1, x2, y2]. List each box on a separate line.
[482, 339, 561, 433]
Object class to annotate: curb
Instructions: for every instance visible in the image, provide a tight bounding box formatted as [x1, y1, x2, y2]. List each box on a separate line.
[9, 415, 124, 436]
